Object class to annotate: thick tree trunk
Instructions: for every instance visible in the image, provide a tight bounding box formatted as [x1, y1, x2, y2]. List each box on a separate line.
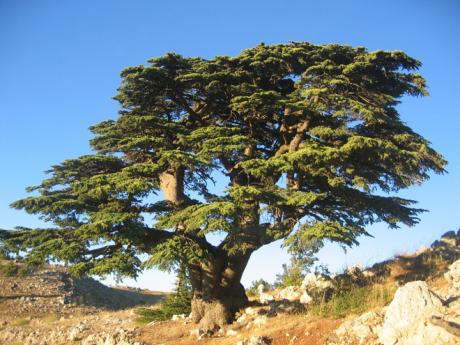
[188, 251, 251, 331]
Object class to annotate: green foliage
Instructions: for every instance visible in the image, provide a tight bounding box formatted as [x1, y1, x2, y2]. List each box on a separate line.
[135, 264, 192, 323]
[11, 318, 31, 327]
[275, 258, 307, 288]
[0, 261, 36, 277]
[309, 284, 396, 318]
[0, 42, 446, 285]
[246, 279, 272, 297]
[0, 262, 19, 276]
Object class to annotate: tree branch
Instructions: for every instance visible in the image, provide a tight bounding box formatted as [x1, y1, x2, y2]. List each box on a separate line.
[85, 244, 122, 258]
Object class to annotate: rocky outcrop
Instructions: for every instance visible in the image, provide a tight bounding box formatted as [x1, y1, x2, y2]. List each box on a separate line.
[330, 310, 385, 345]
[301, 272, 335, 302]
[256, 272, 335, 308]
[257, 284, 274, 304]
[328, 231, 460, 345]
[301, 272, 334, 292]
[0, 262, 163, 318]
[330, 257, 460, 345]
[378, 281, 454, 345]
[80, 328, 143, 345]
[445, 259, 460, 292]
[0, 312, 144, 345]
[276, 286, 302, 302]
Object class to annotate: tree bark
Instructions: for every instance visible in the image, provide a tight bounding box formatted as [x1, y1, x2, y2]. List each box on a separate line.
[159, 166, 185, 204]
[188, 250, 251, 330]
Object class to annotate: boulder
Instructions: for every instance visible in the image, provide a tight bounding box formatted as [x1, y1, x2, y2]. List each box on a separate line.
[378, 281, 457, 345]
[445, 259, 460, 293]
[244, 307, 258, 315]
[252, 315, 268, 327]
[67, 322, 88, 341]
[226, 329, 238, 336]
[257, 284, 274, 304]
[277, 286, 302, 302]
[301, 273, 334, 300]
[299, 290, 313, 305]
[332, 310, 384, 345]
[81, 329, 142, 345]
[440, 231, 460, 247]
[268, 300, 304, 314]
[171, 313, 186, 321]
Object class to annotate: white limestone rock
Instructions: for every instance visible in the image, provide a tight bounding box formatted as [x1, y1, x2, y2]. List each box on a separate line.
[67, 322, 88, 341]
[171, 313, 186, 321]
[243, 335, 271, 345]
[333, 310, 384, 345]
[299, 290, 313, 305]
[301, 273, 334, 297]
[445, 259, 460, 293]
[257, 284, 274, 304]
[277, 286, 302, 302]
[253, 315, 268, 327]
[378, 281, 457, 345]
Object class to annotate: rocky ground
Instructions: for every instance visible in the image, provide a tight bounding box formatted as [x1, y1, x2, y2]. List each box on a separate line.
[0, 263, 165, 345]
[1, 230, 460, 345]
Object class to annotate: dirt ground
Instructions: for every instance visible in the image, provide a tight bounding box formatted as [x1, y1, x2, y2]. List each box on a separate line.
[138, 314, 342, 345]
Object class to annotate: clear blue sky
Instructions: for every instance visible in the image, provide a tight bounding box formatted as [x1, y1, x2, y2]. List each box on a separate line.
[1, 0, 459, 291]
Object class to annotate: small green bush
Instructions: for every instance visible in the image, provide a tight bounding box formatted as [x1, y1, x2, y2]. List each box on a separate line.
[274, 259, 305, 288]
[134, 290, 191, 324]
[0, 262, 19, 276]
[135, 264, 192, 324]
[18, 266, 31, 277]
[246, 279, 272, 297]
[11, 318, 30, 327]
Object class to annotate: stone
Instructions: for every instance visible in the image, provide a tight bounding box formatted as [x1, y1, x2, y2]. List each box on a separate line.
[238, 336, 272, 345]
[277, 286, 302, 301]
[171, 314, 186, 321]
[300, 273, 334, 300]
[440, 231, 459, 247]
[236, 313, 249, 324]
[67, 322, 88, 341]
[362, 270, 375, 279]
[257, 284, 274, 304]
[301, 273, 334, 291]
[299, 290, 313, 305]
[269, 300, 304, 314]
[244, 307, 258, 315]
[378, 281, 457, 345]
[445, 259, 460, 293]
[247, 335, 272, 345]
[190, 328, 204, 337]
[346, 264, 363, 276]
[226, 329, 238, 336]
[253, 315, 268, 327]
[333, 310, 384, 345]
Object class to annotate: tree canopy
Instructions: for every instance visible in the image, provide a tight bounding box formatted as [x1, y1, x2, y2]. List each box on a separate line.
[0, 42, 446, 319]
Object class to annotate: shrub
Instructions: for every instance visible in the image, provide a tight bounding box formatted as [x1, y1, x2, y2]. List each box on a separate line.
[12, 318, 30, 327]
[274, 258, 306, 288]
[246, 279, 272, 297]
[309, 284, 396, 318]
[135, 264, 192, 324]
[0, 262, 19, 276]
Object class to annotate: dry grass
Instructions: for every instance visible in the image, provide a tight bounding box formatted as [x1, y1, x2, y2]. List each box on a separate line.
[308, 283, 396, 319]
[139, 313, 341, 345]
[40, 314, 60, 324]
[11, 318, 30, 327]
